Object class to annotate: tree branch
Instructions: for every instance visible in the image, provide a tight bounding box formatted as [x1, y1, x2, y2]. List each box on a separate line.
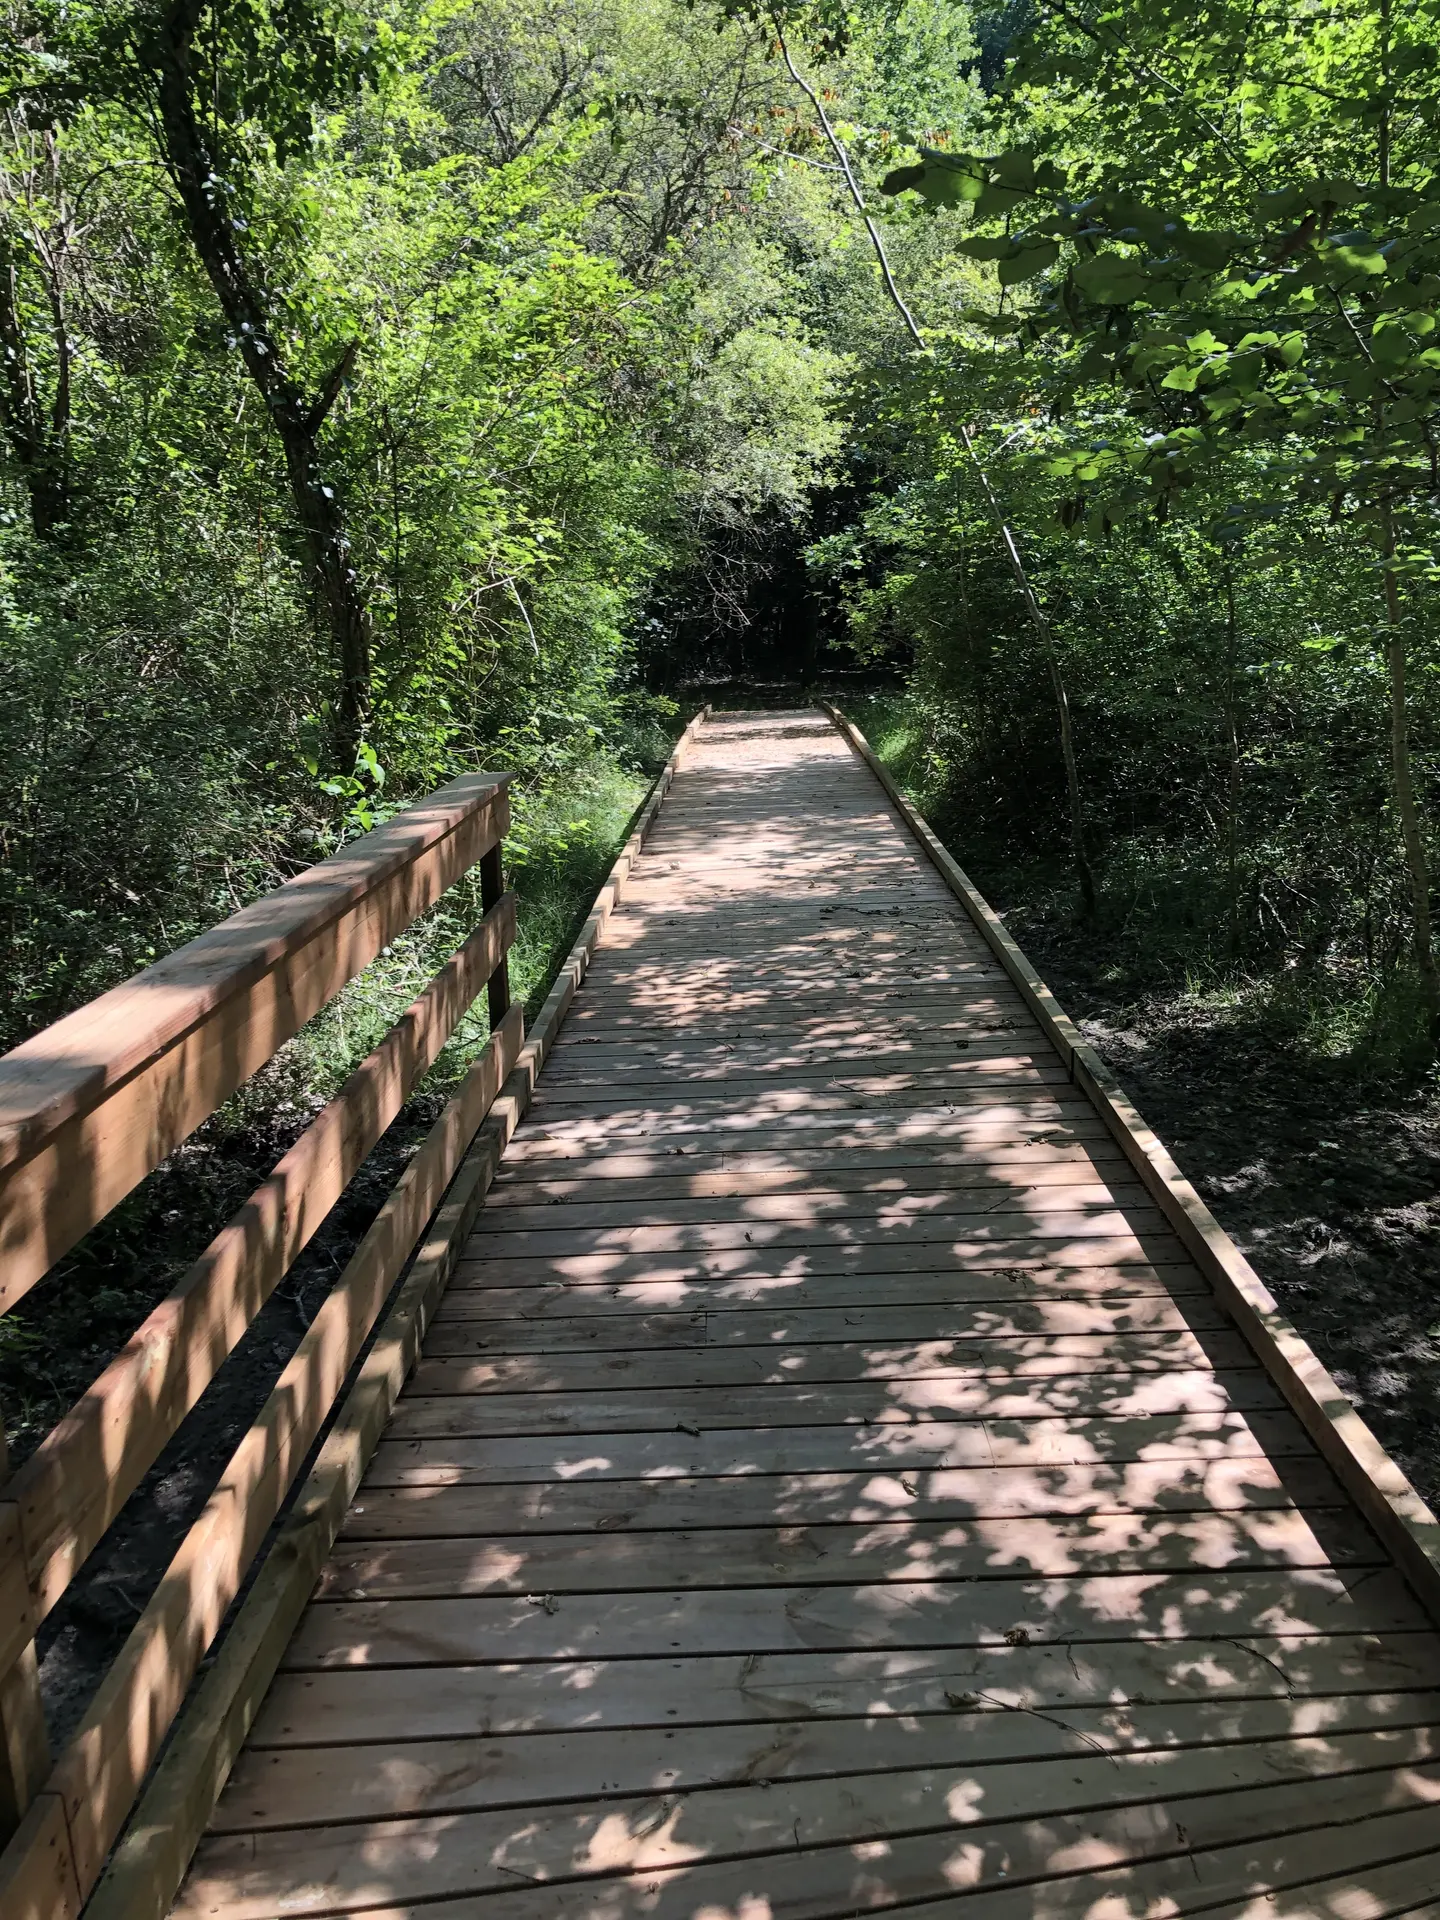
[306, 339, 359, 436]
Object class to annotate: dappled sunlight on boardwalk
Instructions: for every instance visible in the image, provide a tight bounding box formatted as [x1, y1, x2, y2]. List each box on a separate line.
[174, 712, 1440, 1920]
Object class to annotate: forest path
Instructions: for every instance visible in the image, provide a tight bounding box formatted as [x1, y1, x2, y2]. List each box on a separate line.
[171, 710, 1440, 1919]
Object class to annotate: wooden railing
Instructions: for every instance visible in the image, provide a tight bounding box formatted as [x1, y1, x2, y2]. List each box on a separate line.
[0, 771, 521, 1918]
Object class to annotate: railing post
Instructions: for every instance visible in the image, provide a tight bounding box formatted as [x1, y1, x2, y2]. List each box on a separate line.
[0, 1418, 51, 1841]
[480, 842, 511, 1028]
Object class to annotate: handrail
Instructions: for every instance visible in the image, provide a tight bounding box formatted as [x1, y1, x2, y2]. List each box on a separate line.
[0, 770, 520, 1918]
[10, 895, 517, 1627]
[0, 771, 510, 1315]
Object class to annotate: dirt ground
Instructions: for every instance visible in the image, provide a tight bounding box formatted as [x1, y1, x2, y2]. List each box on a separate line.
[1016, 925, 1440, 1518]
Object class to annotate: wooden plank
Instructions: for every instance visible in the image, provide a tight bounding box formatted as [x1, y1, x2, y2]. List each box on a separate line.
[506, 1111, 1115, 1153]
[508, 1106, 1106, 1144]
[245, 1631, 1440, 1747]
[530, 1067, 1071, 1109]
[491, 1134, 1118, 1174]
[471, 1180, 1159, 1230]
[495, 1123, 1104, 1154]
[6, 893, 516, 1624]
[557, 996, 1041, 1029]
[85, 710, 711, 1920]
[0, 774, 509, 1312]
[383, 1383, 1295, 1450]
[278, 1566, 1429, 1670]
[540, 1044, 1057, 1084]
[547, 1023, 1046, 1061]
[204, 1793, 1440, 1920]
[336, 1453, 1348, 1536]
[0, 1795, 80, 1920]
[446, 1211, 1187, 1260]
[448, 1244, 1185, 1292]
[173, 1743, 1440, 1917]
[437, 1290, 1221, 1336]
[486, 1153, 1131, 1202]
[443, 1271, 1215, 1318]
[0, 1648, 46, 1839]
[423, 1297, 1228, 1355]
[49, 1005, 524, 1890]
[572, 966, 1036, 997]
[0, 1505, 45, 1830]
[401, 1328, 1254, 1397]
[212, 1688, 1440, 1829]
[826, 701, 1440, 1628]
[314, 1508, 1379, 1604]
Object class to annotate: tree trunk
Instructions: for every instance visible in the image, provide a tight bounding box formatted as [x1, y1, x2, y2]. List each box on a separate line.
[0, 238, 71, 539]
[1042, 627, 1098, 921]
[1378, 506, 1440, 1044]
[146, 2, 371, 771]
[1222, 561, 1243, 956]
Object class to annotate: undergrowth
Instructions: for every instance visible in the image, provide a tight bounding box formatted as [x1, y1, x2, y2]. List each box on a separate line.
[847, 688, 1439, 1088]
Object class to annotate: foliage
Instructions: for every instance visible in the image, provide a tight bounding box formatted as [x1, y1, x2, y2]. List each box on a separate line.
[4, 0, 1439, 1081]
[804, 0, 1440, 1065]
[0, 0, 854, 1047]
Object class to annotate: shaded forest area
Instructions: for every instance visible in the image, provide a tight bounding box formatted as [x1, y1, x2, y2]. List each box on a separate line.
[2, 0, 1439, 1723]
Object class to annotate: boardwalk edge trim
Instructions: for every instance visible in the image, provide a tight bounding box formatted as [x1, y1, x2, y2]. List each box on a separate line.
[822, 699, 1440, 1627]
[82, 707, 709, 1920]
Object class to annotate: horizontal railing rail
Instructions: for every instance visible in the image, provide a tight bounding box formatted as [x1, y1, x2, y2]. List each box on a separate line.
[0, 771, 510, 1316]
[0, 772, 520, 1919]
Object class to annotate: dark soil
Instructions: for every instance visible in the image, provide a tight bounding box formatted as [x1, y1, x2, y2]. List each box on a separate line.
[1009, 913, 1440, 1518]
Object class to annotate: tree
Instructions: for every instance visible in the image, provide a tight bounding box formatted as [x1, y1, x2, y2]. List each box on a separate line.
[882, 0, 1440, 1038]
[125, 0, 388, 769]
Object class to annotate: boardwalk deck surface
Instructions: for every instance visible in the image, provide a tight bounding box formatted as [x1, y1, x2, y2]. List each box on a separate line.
[174, 712, 1440, 1919]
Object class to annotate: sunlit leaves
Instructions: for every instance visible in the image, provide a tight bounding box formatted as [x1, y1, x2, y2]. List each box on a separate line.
[879, 147, 986, 205]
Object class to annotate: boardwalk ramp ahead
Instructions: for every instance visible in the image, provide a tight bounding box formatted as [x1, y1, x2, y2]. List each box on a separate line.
[168, 710, 1440, 1919]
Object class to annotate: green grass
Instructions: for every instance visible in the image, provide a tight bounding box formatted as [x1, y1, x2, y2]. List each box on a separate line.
[844, 692, 944, 815]
[249, 751, 655, 1117]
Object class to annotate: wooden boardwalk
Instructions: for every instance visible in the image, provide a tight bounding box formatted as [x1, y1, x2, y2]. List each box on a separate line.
[173, 711, 1440, 1920]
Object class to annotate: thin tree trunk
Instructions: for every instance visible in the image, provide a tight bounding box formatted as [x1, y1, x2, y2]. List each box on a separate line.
[1035, 609, 1096, 917]
[1222, 561, 1242, 955]
[146, 2, 370, 771]
[1378, 504, 1440, 1042]
[0, 239, 71, 538]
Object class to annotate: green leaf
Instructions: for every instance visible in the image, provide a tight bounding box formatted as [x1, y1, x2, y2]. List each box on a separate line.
[991, 149, 1037, 190]
[958, 236, 1018, 261]
[998, 240, 1060, 284]
[1172, 229, 1235, 270]
[879, 163, 927, 197]
[1257, 187, 1307, 221]
[879, 149, 985, 208]
[1073, 253, 1150, 304]
[975, 181, 1028, 220]
[1324, 234, 1387, 277]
